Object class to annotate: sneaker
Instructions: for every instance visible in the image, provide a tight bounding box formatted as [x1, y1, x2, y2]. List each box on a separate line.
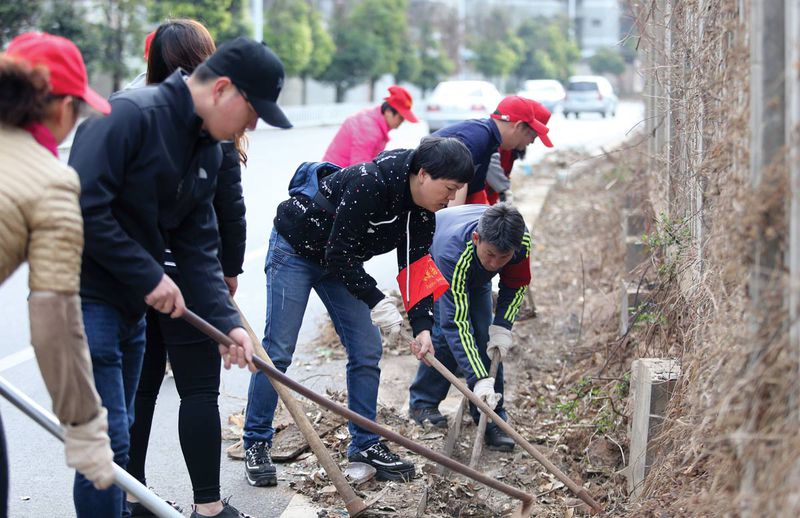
[128, 499, 183, 517]
[409, 406, 448, 429]
[484, 424, 515, 452]
[348, 442, 415, 482]
[244, 441, 277, 487]
[190, 497, 253, 518]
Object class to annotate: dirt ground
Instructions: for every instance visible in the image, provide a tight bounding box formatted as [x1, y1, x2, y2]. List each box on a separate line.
[226, 149, 636, 517]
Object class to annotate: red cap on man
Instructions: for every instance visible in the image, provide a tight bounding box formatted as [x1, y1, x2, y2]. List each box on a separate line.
[7, 32, 111, 115]
[491, 95, 553, 147]
[384, 85, 418, 123]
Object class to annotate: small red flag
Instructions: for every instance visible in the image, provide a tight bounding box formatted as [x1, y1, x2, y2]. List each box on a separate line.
[396, 255, 449, 312]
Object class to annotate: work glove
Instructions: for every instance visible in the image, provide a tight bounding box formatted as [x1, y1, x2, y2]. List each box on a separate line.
[64, 407, 115, 490]
[370, 296, 404, 343]
[473, 377, 502, 410]
[486, 325, 513, 361]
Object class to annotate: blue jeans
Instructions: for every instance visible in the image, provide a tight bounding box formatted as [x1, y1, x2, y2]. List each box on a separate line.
[244, 230, 383, 457]
[74, 302, 146, 518]
[408, 281, 507, 425]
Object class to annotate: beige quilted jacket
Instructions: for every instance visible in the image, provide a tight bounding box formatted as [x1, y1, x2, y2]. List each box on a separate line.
[0, 125, 101, 425]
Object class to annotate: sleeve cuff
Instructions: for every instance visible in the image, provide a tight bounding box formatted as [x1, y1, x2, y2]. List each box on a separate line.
[411, 316, 433, 337]
[360, 287, 385, 309]
[491, 317, 513, 330]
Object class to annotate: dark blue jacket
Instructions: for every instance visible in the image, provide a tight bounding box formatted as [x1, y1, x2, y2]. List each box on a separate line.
[431, 205, 531, 384]
[433, 119, 501, 195]
[68, 70, 241, 333]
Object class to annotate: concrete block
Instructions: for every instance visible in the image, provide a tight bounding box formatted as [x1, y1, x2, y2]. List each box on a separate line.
[625, 236, 650, 274]
[627, 358, 680, 497]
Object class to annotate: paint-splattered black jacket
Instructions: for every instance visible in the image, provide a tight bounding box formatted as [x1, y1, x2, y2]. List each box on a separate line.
[274, 149, 435, 336]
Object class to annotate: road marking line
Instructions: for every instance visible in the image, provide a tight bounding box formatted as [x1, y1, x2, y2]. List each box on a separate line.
[244, 245, 268, 265]
[0, 346, 34, 372]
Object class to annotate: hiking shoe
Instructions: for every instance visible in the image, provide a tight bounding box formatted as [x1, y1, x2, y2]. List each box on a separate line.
[485, 424, 515, 452]
[128, 499, 183, 517]
[348, 442, 415, 482]
[190, 497, 253, 518]
[409, 406, 448, 429]
[244, 441, 277, 487]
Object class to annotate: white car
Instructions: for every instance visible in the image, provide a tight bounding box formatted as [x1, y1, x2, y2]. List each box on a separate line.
[562, 75, 618, 118]
[424, 80, 503, 133]
[517, 79, 566, 113]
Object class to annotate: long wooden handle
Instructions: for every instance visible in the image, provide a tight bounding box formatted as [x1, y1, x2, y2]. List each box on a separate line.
[469, 350, 500, 468]
[424, 353, 603, 515]
[230, 302, 367, 517]
[182, 309, 535, 506]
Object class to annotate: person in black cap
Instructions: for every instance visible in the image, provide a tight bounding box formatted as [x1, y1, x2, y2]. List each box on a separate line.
[67, 37, 289, 517]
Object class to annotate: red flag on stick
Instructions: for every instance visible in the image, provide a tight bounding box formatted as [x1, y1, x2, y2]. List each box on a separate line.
[396, 255, 449, 312]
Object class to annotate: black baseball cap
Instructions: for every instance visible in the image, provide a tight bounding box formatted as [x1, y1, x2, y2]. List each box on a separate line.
[205, 37, 292, 129]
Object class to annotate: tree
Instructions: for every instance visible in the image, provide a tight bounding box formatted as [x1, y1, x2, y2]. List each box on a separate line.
[470, 8, 521, 83]
[514, 17, 580, 83]
[216, 0, 251, 43]
[589, 47, 626, 77]
[394, 38, 420, 86]
[147, 0, 233, 42]
[39, 1, 103, 77]
[98, 0, 143, 92]
[416, 31, 454, 96]
[262, 0, 312, 78]
[299, 7, 334, 104]
[0, 1, 41, 47]
[319, 3, 376, 102]
[348, 0, 410, 101]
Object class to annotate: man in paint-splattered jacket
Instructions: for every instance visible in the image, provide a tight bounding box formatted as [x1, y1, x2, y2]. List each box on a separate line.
[408, 203, 531, 451]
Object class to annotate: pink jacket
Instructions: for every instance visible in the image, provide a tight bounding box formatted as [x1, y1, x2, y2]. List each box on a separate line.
[322, 105, 390, 167]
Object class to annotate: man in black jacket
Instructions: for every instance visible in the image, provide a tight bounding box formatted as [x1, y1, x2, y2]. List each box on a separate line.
[243, 137, 473, 486]
[68, 38, 289, 517]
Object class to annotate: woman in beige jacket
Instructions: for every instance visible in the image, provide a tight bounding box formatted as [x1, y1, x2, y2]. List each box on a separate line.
[0, 32, 116, 515]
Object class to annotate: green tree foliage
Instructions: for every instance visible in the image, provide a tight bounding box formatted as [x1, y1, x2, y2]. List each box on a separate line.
[514, 17, 580, 82]
[416, 32, 454, 96]
[98, 0, 143, 91]
[38, 1, 103, 77]
[147, 0, 233, 42]
[470, 8, 521, 81]
[298, 7, 334, 104]
[394, 37, 420, 85]
[263, 0, 313, 78]
[588, 47, 626, 76]
[0, 1, 41, 47]
[216, 0, 251, 43]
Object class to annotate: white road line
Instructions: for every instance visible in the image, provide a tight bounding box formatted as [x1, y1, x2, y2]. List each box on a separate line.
[243, 245, 268, 265]
[0, 346, 34, 372]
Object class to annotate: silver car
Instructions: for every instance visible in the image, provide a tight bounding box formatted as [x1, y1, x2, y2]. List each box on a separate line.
[424, 80, 503, 133]
[562, 75, 618, 118]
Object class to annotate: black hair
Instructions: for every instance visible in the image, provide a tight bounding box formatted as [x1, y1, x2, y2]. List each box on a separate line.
[381, 101, 399, 116]
[147, 19, 215, 85]
[191, 62, 219, 83]
[476, 202, 526, 252]
[410, 136, 474, 183]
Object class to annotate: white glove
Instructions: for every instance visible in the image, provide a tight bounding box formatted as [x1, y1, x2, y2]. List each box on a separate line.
[473, 377, 501, 410]
[486, 325, 513, 361]
[64, 407, 115, 490]
[370, 296, 403, 342]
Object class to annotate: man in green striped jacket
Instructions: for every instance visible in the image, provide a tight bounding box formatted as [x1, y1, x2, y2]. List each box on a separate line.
[408, 203, 531, 451]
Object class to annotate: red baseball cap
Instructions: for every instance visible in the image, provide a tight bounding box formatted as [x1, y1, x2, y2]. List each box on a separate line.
[525, 99, 553, 147]
[491, 95, 553, 148]
[384, 85, 418, 123]
[7, 32, 111, 115]
[143, 30, 156, 61]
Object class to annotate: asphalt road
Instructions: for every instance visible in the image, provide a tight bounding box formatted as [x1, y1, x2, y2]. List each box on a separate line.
[0, 101, 644, 517]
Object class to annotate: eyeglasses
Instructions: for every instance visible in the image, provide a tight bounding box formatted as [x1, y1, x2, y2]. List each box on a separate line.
[233, 85, 257, 117]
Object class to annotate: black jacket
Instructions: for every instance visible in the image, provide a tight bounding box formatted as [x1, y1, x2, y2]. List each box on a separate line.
[214, 142, 247, 277]
[274, 149, 435, 335]
[68, 70, 241, 333]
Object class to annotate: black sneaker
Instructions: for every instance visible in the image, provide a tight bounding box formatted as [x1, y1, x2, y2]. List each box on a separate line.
[244, 441, 277, 487]
[348, 442, 415, 482]
[485, 424, 515, 452]
[128, 499, 183, 517]
[409, 406, 448, 429]
[190, 497, 253, 518]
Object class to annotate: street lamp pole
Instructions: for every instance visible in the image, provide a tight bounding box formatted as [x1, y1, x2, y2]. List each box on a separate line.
[252, 0, 264, 42]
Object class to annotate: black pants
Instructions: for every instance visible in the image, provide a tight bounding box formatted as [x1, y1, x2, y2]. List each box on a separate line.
[0, 412, 7, 518]
[127, 309, 222, 504]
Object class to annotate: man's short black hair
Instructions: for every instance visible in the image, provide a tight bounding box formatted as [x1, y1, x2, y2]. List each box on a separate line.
[381, 101, 399, 116]
[410, 136, 474, 183]
[191, 62, 219, 82]
[476, 202, 526, 252]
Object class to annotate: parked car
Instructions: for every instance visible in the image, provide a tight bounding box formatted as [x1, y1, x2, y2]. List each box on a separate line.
[424, 80, 503, 133]
[562, 75, 618, 118]
[517, 79, 566, 113]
